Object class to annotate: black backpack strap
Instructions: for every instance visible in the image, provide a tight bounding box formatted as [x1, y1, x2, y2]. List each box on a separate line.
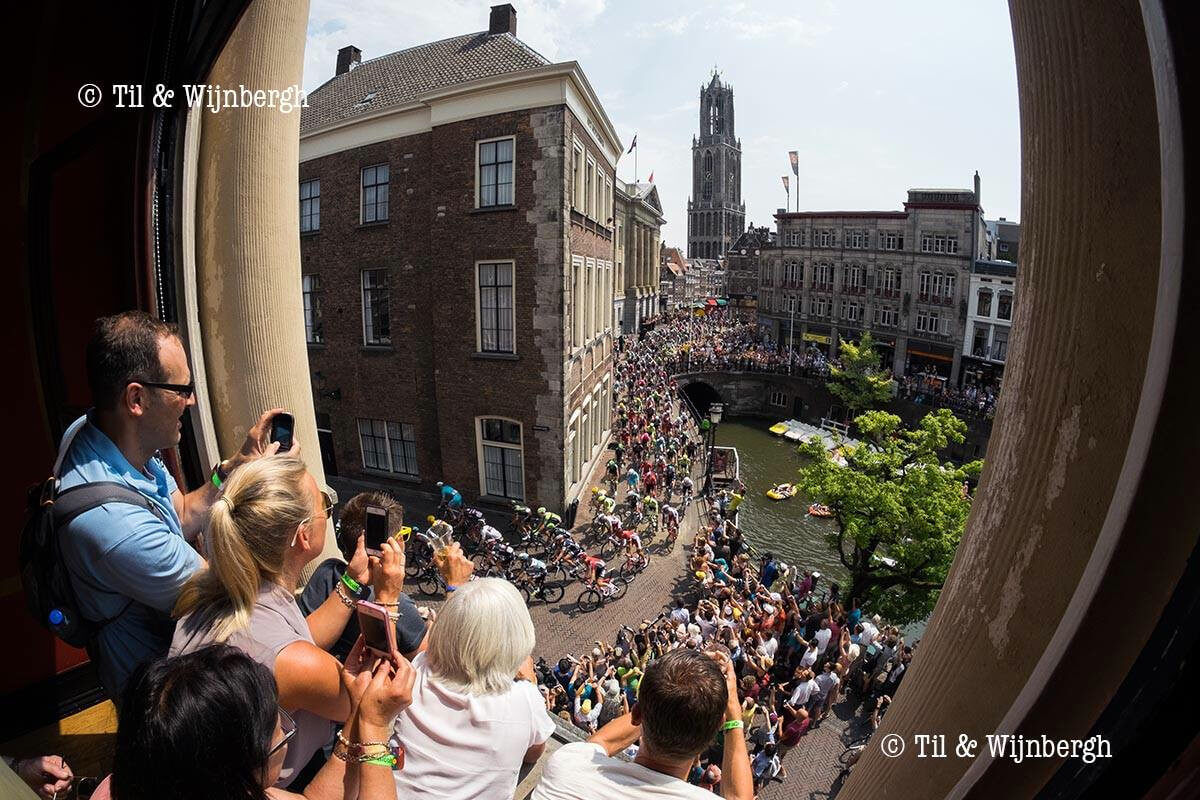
[53, 481, 169, 526]
[51, 481, 172, 629]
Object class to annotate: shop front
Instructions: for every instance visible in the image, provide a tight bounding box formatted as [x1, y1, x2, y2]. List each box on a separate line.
[904, 341, 955, 381]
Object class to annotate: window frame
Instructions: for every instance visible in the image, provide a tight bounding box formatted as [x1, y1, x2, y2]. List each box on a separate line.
[300, 178, 320, 233]
[475, 260, 516, 354]
[360, 163, 389, 224]
[477, 416, 526, 501]
[361, 268, 391, 346]
[571, 140, 585, 211]
[357, 417, 418, 477]
[475, 135, 516, 209]
[302, 273, 323, 344]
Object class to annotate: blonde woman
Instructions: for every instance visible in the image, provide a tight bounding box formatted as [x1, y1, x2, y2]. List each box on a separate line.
[390, 577, 555, 800]
[170, 456, 405, 788]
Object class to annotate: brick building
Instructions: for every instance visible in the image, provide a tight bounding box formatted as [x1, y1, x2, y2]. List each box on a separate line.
[298, 4, 622, 512]
[757, 175, 989, 384]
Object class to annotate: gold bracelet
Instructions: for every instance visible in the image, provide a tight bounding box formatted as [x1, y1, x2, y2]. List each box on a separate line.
[337, 729, 390, 749]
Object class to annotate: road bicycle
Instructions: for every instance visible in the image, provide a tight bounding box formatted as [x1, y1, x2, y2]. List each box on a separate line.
[513, 571, 566, 604]
[575, 574, 629, 612]
[617, 551, 651, 579]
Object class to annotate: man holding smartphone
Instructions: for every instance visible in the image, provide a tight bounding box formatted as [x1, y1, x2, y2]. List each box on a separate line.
[298, 492, 428, 662]
[55, 312, 292, 701]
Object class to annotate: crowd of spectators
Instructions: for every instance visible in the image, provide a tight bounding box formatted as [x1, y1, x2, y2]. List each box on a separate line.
[651, 308, 1001, 420]
[531, 311, 917, 796]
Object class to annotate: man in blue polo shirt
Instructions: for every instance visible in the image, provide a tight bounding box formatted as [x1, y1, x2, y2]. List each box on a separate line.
[57, 311, 282, 700]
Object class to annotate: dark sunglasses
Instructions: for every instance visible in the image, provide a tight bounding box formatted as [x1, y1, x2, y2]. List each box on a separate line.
[132, 379, 196, 399]
[268, 706, 297, 759]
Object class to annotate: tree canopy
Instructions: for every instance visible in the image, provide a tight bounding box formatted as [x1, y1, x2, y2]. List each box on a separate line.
[795, 408, 983, 624]
[827, 332, 894, 417]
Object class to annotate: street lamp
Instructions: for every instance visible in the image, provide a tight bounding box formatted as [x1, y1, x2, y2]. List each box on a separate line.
[702, 402, 725, 497]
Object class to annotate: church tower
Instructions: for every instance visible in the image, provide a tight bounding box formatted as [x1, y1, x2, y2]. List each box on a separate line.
[688, 70, 745, 260]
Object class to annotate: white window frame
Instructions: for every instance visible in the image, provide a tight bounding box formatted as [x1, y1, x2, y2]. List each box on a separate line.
[475, 135, 516, 209]
[567, 409, 580, 488]
[585, 156, 596, 219]
[572, 254, 585, 350]
[572, 140, 584, 211]
[360, 163, 389, 224]
[357, 418, 418, 477]
[476, 416, 526, 501]
[770, 391, 787, 407]
[475, 260, 516, 354]
[361, 268, 390, 346]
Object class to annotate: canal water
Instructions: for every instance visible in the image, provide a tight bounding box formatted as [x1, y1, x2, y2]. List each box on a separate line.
[715, 415, 929, 639]
[714, 417, 848, 585]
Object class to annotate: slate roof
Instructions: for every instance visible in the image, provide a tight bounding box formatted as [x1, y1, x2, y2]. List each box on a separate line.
[301, 31, 551, 135]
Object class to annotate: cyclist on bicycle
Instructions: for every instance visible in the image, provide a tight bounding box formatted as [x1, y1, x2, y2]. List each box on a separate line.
[516, 551, 548, 582]
[662, 503, 680, 538]
[583, 553, 616, 596]
[641, 495, 660, 532]
[535, 506, 562, 533]
[596, 511, 622, 539]
[478, 522, 504, 545]
[436, 481, 463, 512]
[605, 458, 619, 487]
[680, 475, 695, 506]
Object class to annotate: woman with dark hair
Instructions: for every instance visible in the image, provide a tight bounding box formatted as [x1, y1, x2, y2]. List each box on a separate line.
[92, 642, 414, 800]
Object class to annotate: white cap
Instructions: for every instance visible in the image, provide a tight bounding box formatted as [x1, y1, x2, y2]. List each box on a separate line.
[763, 604, 776, 614]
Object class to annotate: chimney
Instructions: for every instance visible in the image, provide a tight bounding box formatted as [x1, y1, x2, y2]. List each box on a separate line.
[974, 170, 981, 204]
[336, 45, 361, 76]
[489, 4, 517, 36]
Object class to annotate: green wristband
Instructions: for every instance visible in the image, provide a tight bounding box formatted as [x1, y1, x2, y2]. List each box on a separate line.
[721, 720, 744, 732]
[363, 755, 397, 768]
[341, 572, 362, 593]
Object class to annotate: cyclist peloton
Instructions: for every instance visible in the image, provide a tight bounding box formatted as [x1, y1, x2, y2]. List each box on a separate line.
[641, 494, 660, 533]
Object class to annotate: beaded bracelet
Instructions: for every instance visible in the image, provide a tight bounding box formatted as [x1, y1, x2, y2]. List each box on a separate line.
[334, 582, 357, 610]
[337, 729, 389, 749]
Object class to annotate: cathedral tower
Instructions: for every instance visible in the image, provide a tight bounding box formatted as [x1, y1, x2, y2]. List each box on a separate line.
[687, 70, 745, 260]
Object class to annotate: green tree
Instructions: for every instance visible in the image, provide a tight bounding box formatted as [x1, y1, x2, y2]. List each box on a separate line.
[827, 332, 894, 417]
[795, 408, 982, 623]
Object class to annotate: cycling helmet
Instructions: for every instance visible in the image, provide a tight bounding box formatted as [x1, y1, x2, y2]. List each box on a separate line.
[519, 552, 531, 563]
[537, 506, 547, 515]
[437, 481, 445, 488]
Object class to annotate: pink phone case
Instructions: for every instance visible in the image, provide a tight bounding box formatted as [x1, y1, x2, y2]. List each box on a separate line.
[357, 600, 397, 657]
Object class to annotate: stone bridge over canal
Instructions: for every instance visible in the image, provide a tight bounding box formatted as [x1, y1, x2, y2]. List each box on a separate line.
[674, 369, 994, 462]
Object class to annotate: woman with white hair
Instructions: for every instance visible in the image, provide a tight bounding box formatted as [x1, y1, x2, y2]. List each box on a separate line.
[390, 577, 555, 799]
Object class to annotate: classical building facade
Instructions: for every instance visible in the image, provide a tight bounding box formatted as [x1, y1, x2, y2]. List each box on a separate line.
[757, 176, 990, 384]
[614, 180, 664, 334]
[298, 4, 621, 512]
[687, 71, 745, 259]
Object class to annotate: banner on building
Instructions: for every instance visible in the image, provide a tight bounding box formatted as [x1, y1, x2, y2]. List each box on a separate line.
[782, 175, 790, 193]
[788, 150, 799, 175]
[803, 332, 830, 344]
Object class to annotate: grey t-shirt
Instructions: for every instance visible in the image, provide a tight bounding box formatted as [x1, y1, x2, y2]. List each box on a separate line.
[170, 582, 332, 788]
[297, 558, 426, 661]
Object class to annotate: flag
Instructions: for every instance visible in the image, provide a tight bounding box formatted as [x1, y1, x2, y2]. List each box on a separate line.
[648, 171, 654, 183]
[789, 150, 799, 176]
[782, 175, 790, 193]
[627, 134, 637, 154]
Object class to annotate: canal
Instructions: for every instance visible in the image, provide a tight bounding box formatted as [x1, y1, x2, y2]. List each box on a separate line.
[715, 415, 929, 638]
[714, 416, 848, 585]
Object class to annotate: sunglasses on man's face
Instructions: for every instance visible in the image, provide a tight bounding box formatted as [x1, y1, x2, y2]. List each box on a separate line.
[132, 379, 196, 399]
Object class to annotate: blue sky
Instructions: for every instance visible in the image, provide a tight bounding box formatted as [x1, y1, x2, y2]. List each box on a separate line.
[303, 0, 1020, 246]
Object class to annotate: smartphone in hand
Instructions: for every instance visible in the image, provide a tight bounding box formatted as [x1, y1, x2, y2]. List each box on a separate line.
[364, 505, 389, 556]
[357, 601, 398, 660]
[270, 412, 295, 452]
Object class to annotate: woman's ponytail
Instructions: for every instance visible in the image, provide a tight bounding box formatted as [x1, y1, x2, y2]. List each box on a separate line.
[174, 457, 310, 641]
